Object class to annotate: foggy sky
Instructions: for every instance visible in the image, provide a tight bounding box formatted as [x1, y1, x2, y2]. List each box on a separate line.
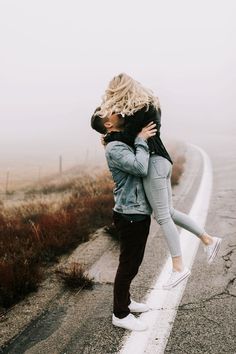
[0, 0, 236, 173]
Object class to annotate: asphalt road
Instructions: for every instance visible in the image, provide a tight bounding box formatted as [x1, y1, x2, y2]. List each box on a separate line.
[165, 133, 236, 354]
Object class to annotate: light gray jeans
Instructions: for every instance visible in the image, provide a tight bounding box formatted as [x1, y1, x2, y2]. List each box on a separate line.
[143, 155, 206, 257]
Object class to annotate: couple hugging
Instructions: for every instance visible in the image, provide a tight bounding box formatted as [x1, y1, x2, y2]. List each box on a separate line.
[91, 73, 222, 331]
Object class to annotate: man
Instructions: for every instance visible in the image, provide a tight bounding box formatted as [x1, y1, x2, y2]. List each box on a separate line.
[91, 109, 157, 331]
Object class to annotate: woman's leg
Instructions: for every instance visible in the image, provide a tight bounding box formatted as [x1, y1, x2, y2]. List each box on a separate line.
[143, 156, 184, 270]
[165, 163, 221, 265]
[143, 156, 214, 272]
[166, 168, 214, 246]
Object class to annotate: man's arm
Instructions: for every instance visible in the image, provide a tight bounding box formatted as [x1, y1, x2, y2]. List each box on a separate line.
[106, 137, 150, 177]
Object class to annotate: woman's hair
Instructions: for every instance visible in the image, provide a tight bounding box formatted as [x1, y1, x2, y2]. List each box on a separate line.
[95, 72, 161, 119]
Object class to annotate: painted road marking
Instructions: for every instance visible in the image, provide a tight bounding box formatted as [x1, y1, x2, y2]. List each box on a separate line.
[119, 144, 213, 354]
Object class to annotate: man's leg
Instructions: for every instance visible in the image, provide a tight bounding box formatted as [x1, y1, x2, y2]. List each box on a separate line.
[112, 212, 151, 319]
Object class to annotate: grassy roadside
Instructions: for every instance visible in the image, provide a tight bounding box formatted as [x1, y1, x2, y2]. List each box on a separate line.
[0, 144, 186, 311]
[0, 172, 114, 310]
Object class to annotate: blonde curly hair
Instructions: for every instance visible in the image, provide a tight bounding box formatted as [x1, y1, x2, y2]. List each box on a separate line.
[95, 72, 161, 119]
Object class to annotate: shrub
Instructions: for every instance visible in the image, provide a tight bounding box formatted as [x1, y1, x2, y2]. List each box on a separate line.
[55, 261, 94, 290]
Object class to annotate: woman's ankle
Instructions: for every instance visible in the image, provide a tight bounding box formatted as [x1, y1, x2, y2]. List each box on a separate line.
[200, 232, 213, 246]
[172, 255, 183, 272]
[173, 266, 183, 272]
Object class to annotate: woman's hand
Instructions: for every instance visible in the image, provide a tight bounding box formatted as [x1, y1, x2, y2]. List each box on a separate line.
[138, 122, 157, 141]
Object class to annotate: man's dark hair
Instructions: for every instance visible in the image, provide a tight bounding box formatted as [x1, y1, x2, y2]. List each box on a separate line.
[90, 107, 107, 134]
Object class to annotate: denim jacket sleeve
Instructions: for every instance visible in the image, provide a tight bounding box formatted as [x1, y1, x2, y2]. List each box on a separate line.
[105, 136, 150, 177]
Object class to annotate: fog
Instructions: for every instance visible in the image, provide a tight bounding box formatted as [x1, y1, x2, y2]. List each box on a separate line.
[0, 0, 235, 181]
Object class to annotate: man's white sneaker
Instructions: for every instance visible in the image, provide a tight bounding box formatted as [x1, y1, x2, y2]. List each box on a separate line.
[204, 236, 222, 264]
[163, 266, 191, 290]
[112, 313, 148, 331]
[128, 299, 149, 313]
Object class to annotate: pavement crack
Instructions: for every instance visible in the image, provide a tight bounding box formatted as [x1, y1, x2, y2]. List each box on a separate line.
[219, 215, 236, 220]
[228, 243, 236, 247]
[201, 314, 221, 325]
[179, 282, 236, 311]
[221, 245, 236, 274]
[179, 292, 226, 311]
[226, 276, 236, 297]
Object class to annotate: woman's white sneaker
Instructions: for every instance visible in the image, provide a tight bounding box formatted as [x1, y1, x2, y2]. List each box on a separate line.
[163, 266, 191, 290]
[112, 313, 148, 331]
[128, 299, 149, 313]
[204, 236, 222, 264]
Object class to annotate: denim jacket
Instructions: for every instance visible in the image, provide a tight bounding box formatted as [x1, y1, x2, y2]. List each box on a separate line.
[105, 136, 152, 215]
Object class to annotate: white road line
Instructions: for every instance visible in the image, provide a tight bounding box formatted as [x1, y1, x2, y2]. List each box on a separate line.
[119, 144, 213, 354]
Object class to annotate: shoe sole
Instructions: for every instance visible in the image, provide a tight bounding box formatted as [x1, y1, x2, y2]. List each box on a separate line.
[112, 321, 147, 331]
[128, 307, 149, 313]
[208, 238, 222, 264]
[163, 270, 191, 290]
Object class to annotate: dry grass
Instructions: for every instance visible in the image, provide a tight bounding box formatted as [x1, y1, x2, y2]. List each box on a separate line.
[0, 172, 113, 309]
[55, 261, 94, 290]
[171, 154, 186, 186]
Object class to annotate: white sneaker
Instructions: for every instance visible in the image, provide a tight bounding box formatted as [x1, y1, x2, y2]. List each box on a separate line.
[128, 299, 149, 313]
[204, 236, 222, 264]
[163, 266, 191, 290]
[112, 313, 148, 331]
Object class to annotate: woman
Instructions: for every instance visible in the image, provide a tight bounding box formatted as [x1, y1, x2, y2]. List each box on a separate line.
[94, 73, 222, 289]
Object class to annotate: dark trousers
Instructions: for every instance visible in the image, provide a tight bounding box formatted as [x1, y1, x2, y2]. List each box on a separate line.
[112, 211, 151, 319]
